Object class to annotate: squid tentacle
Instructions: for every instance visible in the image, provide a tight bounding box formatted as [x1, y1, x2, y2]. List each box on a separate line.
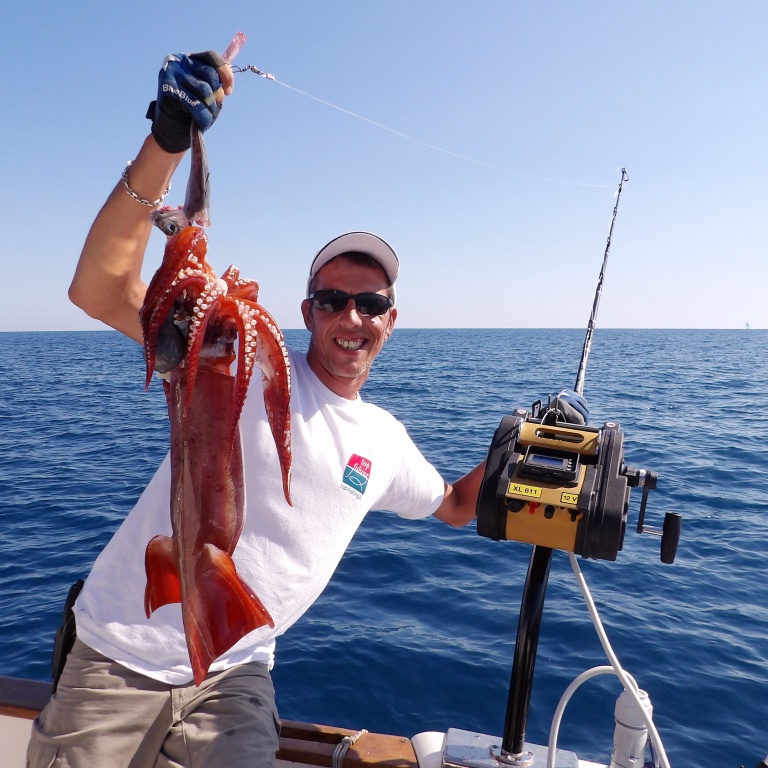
[141, 274, 209, 388]
[142, 228, 211, 315]
[234, 299, 293, 506]
[222, 265, 260, 303]
[181, 279, 232, 414]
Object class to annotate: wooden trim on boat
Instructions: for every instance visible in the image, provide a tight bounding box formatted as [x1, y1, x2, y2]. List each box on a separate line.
[280, 720, 417, 767]
[0, 676, 418, 767]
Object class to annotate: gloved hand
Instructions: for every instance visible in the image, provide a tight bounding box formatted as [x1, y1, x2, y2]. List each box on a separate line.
[147, 51, 227, 153]
[549, 388, 589, 425]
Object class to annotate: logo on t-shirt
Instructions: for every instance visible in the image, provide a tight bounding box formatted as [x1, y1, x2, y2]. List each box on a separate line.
[341, 454, 371, 498]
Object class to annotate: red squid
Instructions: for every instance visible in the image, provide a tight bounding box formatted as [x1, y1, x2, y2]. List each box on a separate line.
[139, 127, 292, 685]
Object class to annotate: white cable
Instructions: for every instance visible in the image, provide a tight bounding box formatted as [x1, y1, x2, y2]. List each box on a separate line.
[563, 552, 671, 768]
[547, 666, 637, 768]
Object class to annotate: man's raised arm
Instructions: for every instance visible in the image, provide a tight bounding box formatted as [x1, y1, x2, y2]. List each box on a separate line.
[69, 51, 234, 342]
[69, 139, 184, 342]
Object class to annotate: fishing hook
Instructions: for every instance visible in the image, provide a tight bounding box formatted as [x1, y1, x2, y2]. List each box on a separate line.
[232, 64, 275, 80]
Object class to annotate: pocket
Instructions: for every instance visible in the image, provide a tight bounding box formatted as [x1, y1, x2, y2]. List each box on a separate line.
[26, 720, 61, 768]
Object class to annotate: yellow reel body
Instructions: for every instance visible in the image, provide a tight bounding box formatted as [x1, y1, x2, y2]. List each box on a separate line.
[476, 409, 630, 561]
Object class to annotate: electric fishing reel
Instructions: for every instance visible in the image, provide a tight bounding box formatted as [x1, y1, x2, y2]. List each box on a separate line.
[476, 398, 681, 563]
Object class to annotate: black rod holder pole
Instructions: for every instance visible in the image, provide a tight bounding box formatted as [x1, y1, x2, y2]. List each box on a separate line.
[501, 544, 554, 756]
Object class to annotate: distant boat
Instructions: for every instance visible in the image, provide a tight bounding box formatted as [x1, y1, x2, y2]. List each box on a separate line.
[746, 322, 751, 329]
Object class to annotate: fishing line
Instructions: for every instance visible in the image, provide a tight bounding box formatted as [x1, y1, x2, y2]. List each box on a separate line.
[233, 64, 613, 188]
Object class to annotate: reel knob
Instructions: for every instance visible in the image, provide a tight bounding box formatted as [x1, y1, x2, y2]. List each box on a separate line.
[660, 512, 682, 564]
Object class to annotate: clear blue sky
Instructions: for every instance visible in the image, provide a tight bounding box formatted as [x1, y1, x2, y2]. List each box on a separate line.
[4, 2, 766, 331]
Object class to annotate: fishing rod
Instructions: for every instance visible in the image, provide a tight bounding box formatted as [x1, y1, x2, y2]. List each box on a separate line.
[468, 171, 682, 766]
[475, 166, 678, 564]
[574, 167, 629, 397]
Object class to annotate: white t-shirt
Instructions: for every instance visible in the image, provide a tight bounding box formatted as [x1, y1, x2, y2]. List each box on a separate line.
[74, 349, 445, 684]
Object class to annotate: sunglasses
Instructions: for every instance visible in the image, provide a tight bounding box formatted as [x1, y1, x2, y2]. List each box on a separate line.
[309, 290, 394, 317]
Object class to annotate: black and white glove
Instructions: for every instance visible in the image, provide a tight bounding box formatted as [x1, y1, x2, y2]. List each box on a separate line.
[146, 51, 227, 153]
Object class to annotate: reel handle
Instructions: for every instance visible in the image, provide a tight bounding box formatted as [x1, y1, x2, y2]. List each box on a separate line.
[626, 467, 681, 563]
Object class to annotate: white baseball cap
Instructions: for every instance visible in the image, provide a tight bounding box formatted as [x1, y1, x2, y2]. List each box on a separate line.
[307, 232, 399, 296]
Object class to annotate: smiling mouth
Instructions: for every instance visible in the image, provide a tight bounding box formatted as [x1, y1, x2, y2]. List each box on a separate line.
[336, 338, 365, 351]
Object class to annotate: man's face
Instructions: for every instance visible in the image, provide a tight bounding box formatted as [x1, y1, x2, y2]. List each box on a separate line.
[301, 257, 397, 398]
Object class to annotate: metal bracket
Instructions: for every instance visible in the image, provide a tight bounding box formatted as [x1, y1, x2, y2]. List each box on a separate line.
[441, 729, 578, 768]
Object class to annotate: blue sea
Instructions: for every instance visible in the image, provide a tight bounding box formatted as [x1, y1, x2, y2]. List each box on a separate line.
[2, 329, 767, 767]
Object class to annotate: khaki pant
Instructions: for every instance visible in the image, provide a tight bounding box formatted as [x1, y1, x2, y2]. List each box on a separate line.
[27, 639, 280, 767]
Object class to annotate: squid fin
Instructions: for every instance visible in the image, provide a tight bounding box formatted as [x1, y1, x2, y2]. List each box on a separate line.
[185, 543, 274, 685]
[144, 535, 181, 617]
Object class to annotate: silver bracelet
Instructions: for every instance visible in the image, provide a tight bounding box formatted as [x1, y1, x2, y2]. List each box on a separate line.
[121, 161, 171, 207]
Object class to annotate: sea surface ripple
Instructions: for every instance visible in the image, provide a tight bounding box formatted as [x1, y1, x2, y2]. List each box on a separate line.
[1, 329, 766, 766]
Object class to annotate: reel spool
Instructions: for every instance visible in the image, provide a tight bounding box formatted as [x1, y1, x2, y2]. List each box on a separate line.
[476, 401, 681, 563]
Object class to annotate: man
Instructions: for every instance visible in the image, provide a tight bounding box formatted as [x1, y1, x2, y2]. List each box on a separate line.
[28, 50, 484, 768]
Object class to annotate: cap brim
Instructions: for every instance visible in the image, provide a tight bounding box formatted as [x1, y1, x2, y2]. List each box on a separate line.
[308, 232, 399, 290]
